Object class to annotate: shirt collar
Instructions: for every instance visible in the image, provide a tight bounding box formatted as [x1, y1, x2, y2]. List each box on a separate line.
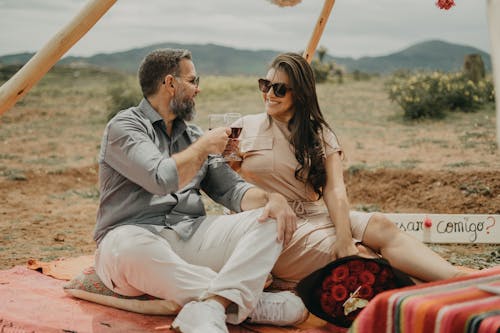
[138, 98, 187, 138]
[138, 98, 163, 123]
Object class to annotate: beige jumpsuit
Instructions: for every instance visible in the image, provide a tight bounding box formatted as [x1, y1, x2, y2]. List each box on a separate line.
[239, 113, 372, 282]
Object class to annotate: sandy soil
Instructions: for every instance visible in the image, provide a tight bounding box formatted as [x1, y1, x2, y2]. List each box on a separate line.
[1, 164, 499, 270]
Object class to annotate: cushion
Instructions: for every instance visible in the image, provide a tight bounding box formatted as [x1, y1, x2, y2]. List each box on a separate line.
[296, 255, 415, 328]
[63, 266, 180, 315]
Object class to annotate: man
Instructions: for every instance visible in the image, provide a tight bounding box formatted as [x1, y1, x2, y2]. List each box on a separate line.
[93, 49, 308, 333]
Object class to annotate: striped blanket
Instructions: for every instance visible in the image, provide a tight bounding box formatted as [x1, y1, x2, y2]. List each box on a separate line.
[349, 266, 500, 333]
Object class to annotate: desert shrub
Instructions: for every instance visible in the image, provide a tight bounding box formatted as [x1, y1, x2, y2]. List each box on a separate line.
[387, 72, 447, 119]
[310, 59, 331, 83]
[480, 79, 496, 103]
[352, 70, 375, 81]
[106, 84, 141, 121]
[445, 73, 490, 112]
[0, 64, 23, 83]
[387, 71, 495, 119]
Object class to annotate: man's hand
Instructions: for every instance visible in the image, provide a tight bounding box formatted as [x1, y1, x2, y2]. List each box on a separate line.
[257, 192, 297, 246]
[173, 127, 229, 188]
[193, 127, 230, 155]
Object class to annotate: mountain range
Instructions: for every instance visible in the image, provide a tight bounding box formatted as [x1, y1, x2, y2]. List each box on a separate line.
[0, 40, 491, 76]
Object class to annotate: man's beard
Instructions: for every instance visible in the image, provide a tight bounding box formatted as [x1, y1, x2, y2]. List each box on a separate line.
[171, 91, 196, 121]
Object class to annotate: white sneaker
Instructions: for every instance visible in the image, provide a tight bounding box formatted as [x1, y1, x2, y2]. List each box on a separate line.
[247, 291, 309, 326]
[171, 300, 229, 333]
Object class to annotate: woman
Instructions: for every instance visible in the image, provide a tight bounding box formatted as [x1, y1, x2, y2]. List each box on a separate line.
[235, 52, 465, 283]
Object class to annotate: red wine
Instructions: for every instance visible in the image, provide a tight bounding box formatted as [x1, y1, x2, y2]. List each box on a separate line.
[229, 127, 242, 138]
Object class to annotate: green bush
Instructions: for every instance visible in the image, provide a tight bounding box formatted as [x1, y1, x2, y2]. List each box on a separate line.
[387, 71, 495, 119]
[352, 70, 375, 82]
[310, 59, 331, 83]
[445, 73, 486, 112]
[106, 84, 142, 121]
[387, 72, 446, 119]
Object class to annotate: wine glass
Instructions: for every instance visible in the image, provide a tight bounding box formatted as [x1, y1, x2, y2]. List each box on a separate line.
[224, 113, 243, 162]
[207, 114, 226, 167]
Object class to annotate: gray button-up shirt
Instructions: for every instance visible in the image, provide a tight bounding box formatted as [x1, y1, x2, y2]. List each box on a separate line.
[94, 98, 253, 244]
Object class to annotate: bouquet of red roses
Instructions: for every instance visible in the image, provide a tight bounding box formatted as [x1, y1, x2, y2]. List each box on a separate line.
[297, 256, 414, 328]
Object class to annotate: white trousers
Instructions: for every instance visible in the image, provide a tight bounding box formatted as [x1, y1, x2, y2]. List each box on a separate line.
[94, 208, 282, 324]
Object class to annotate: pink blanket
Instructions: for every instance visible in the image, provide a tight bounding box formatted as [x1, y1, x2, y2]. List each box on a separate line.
[0, 265, 342, 333]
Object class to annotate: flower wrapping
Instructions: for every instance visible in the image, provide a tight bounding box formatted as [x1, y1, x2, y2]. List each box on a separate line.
[296, 256, 414, 328]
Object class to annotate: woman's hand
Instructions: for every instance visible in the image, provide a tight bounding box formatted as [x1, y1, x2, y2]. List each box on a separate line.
[331, 236, 359, 260]
[258, 192, 297, 246]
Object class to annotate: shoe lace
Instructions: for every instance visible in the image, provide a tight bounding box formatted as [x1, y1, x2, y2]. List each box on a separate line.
[251, 298, 283, 321]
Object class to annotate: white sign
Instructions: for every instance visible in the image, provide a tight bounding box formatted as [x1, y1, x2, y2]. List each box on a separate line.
[385, 213, 499, 244]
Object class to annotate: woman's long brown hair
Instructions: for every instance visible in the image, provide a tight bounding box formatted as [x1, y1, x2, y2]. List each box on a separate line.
[269, 52, 337, 198]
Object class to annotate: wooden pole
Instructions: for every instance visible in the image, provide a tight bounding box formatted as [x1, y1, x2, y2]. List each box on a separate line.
[302, 0, 336, 63]
[0, 0, 117, 116]
[486, 0, 500, 149]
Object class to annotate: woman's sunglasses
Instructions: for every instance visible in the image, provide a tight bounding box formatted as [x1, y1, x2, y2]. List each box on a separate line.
[258, 79, 291, 98]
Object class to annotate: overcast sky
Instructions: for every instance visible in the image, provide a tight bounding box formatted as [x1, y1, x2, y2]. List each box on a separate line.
[0, 0, 491, 59]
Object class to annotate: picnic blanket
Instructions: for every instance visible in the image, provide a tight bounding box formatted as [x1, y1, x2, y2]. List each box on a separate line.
[349, 266, 500, 333]
[0, 257, 344, 333]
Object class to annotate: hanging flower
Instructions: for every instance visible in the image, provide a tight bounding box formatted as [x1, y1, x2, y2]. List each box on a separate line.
[436, 0, 455, 10]
[267, 0, 302, 7]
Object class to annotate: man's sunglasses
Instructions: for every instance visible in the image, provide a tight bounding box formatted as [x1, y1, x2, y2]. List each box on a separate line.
[258, 79, 291, 98]
[163, 75, 200, 87]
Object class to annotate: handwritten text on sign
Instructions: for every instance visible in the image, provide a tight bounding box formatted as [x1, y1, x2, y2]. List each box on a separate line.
[384, 214, 499, 244]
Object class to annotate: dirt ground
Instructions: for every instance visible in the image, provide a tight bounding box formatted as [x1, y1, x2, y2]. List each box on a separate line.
[1, 165, 499, 270]
[0, 72, 499, 271]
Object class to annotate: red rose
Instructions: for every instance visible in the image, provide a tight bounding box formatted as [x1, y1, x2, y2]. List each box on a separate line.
[345, 276, 359, 292]
[365, 261, 381, 274]
[322, 275, 334, 291]
[331, 284, 348, 301]
[331, 265, 349, 282]
[359, 271, 375, 285]
[358, 284, 374, 299]
[377, 268, 395, 285]
[320, 292, 335, 313]
[347, 260, 364, 275]
[333, 303, 345, 317]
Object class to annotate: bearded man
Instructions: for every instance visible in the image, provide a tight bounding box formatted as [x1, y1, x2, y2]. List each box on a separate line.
[93, 49, 308, 333]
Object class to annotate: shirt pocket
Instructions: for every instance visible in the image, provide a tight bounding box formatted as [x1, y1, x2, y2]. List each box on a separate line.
[240, 136, 273, 152]
[240, 136, 274, 172]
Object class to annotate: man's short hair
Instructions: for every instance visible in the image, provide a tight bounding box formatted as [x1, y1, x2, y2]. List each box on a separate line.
[138, 49, 192, 97]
